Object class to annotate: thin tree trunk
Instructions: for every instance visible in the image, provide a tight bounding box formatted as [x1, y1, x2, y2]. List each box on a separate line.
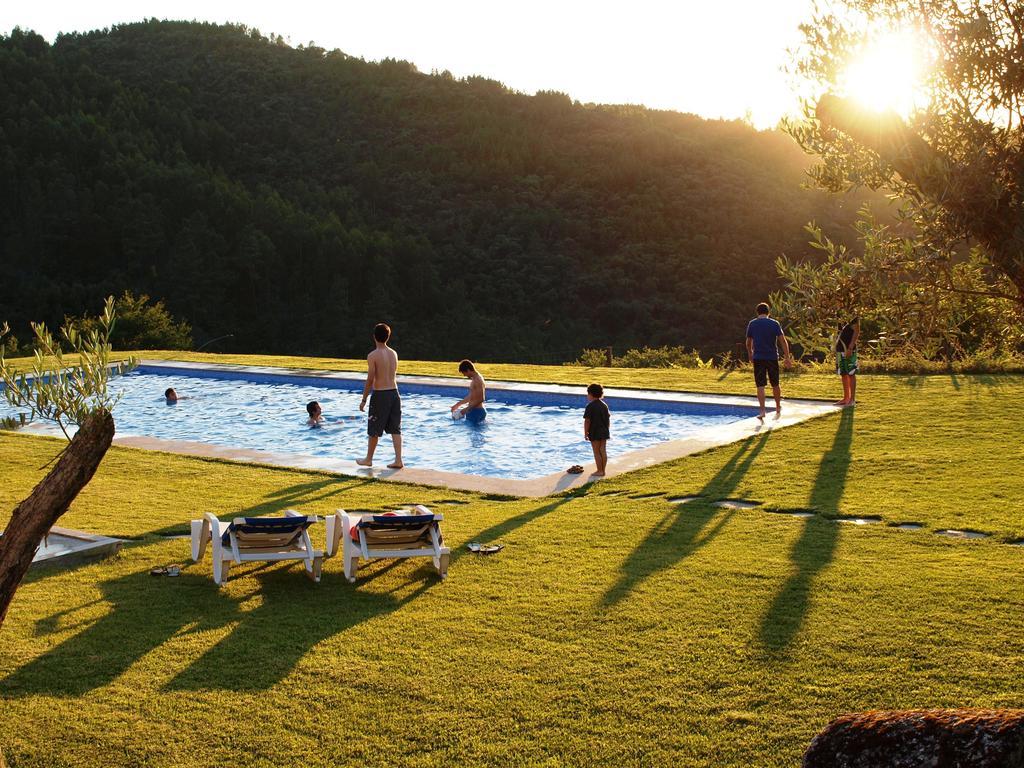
[0, 409, 114, 627]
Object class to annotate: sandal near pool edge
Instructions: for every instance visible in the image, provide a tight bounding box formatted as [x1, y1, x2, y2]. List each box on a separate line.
[567, 465, 584, 474]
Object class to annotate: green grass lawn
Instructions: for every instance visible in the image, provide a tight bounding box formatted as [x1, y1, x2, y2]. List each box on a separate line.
[1, 354, 1022, 767]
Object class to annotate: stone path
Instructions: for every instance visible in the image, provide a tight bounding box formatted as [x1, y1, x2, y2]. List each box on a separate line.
[628, 493, 1020, 547]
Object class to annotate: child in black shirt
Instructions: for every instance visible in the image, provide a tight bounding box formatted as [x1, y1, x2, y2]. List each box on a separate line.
[584, 383, 610, 477]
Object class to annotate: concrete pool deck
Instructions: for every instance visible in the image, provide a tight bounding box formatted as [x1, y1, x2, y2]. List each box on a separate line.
[18, 359, 842, 498]
[29, 527, 124, 569]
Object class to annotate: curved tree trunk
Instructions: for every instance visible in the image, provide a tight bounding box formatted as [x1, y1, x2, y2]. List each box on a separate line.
[815, 94, 1024, 306]
[0, 409, 114, 628]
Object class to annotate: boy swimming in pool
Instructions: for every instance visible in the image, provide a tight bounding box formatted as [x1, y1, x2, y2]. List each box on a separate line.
[584, 383, 610, 477]
[450, 359, 487, 423]
[306, 400, 324, 427]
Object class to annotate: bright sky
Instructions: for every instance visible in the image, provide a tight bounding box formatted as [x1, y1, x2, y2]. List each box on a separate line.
[1, 1, 818, 128]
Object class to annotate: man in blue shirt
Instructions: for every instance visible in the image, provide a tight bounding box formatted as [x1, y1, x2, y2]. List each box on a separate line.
[745, 302, 794, 420]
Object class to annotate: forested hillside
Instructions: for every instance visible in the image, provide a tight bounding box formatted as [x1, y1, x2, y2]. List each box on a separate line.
[0, 21, 871, 360]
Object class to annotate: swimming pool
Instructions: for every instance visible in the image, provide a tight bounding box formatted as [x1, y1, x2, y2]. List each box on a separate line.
[3, 361, 837, 495]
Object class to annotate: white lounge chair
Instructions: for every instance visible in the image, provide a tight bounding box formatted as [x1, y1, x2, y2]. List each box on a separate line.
[190, 510, 323, 585]
[325, 505, 450, 583]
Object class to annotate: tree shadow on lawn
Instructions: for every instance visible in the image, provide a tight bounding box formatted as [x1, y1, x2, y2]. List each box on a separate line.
[759, 407, 852, 654]
[601, 431, 771, 607]
[450, 488, 590, 563]
[165, 568, 434, 692]
[142, 475, 379, 538]
[897, 372, 1016, 390]
[3, 556, 434, 696]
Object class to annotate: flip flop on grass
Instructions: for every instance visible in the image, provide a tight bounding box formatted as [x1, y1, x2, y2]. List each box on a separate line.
[466, 542, 504, 554]
[150, 565, 181, 577]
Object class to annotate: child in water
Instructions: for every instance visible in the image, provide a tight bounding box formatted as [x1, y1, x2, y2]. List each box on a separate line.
[306, 401, 324, 427]
[306, 401, 358, 427]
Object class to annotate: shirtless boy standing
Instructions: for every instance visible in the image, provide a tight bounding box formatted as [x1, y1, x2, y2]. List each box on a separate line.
[357, 323, 403, 468]
[450, 359, 487, 423]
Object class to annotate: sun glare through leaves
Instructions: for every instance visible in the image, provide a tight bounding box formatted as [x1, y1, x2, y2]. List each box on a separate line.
[839, 29, 929, 116]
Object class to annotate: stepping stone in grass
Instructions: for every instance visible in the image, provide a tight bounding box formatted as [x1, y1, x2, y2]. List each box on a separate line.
[767, 509, 816, 519]
[714, 499, 761, 510]
[629, 492, 665, 499]
[936, 529, 989, 539]
[667, 496, 700, 505]
[892, 523, 924, 531]
[835, 516, 881, 525]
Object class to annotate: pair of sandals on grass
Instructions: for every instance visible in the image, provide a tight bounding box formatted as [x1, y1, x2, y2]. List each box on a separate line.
[466, 542, 503, 554]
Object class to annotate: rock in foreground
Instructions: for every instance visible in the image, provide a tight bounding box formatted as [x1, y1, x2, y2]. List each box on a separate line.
[804, 709, 1024, 768]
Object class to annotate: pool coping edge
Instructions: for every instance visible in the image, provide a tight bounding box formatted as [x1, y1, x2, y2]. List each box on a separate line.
[15, 359, 843, 498]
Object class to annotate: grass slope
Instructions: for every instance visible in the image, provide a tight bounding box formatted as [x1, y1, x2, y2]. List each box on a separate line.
[0, 353, 1022, 767]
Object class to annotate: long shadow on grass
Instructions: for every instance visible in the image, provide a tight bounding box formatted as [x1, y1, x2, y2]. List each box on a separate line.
[900, 373, 1013, 390]
[450, 489, 590, 563]
[3, 555, 430, 696]
[759, 408, 852, 653]
[143, 476, 378, 538]
[601, 432, 770, 607]
[164, 571, 432, 692]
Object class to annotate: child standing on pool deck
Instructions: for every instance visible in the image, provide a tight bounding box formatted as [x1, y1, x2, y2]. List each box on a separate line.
[584, 383, 610, 477]
[357, 322, 404, 469]
[835, 317, 860, 406]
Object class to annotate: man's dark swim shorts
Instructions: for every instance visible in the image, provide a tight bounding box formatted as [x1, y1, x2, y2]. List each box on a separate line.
[368, 389, 402, 436]
[753, 359, 780, 388]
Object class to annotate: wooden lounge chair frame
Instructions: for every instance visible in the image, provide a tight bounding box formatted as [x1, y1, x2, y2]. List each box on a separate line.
[190, 509, 323, 585]
[325, 505, 450, 583]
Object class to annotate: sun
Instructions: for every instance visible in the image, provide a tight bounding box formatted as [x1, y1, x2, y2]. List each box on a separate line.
[840, 30, 927, 116]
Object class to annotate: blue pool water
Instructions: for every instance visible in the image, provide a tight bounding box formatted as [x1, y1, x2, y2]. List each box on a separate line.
[2, 366, 758, 479]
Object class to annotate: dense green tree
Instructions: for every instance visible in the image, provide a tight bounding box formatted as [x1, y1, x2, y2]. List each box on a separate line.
[1, 21, 875, 361]
[65, 291, 192, 350]
[773, 214, 1022, 358]
[783, 0, 1024, 355]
